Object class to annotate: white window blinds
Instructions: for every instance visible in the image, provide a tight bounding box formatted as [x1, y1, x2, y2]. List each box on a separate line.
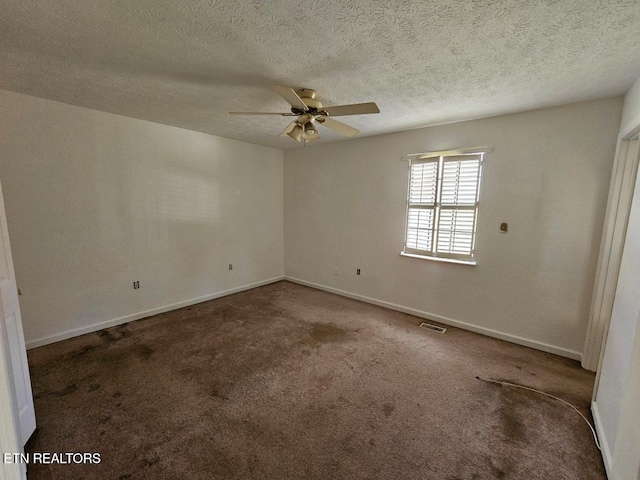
[406, 160, 438, 252]
[404, 153, 483, 262]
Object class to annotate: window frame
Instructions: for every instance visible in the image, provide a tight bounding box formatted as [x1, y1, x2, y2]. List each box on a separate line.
[401, 150, 485, 265]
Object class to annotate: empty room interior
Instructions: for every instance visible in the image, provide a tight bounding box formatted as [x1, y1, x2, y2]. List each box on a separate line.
[1, 1, 640, 479]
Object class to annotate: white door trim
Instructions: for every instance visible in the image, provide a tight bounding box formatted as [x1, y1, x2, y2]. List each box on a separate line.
[0, 301, 26, 480]
[583, 127, 640, 372]
[0, 181, 35, 444]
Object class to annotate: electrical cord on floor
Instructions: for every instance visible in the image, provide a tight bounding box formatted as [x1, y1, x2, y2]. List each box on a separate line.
[476, 376, 601, 451]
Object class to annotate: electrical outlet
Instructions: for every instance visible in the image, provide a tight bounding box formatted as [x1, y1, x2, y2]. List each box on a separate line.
[357, 268, 361, 275]
[229, 264, 233, 271]
[500, 222, 508, 233]
[133, 281, 140, 289]
[334, 267, 339, 276]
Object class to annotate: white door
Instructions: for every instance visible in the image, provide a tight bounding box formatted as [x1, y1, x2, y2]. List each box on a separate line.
[0, 180, 35, 445]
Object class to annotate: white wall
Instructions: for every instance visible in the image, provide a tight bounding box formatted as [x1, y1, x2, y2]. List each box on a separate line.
[0, 90, 284, 348]
[284, 97, 622, 358]
[593, 76, 640, 480]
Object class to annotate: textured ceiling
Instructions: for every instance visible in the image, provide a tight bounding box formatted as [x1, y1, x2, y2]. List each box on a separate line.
[1, 0, 640, 149]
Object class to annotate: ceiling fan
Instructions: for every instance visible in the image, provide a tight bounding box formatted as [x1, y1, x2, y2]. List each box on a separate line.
[229, 85, 380, 143]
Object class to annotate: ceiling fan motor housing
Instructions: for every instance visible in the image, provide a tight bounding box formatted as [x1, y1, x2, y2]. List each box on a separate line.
[297, 89, 323, 110]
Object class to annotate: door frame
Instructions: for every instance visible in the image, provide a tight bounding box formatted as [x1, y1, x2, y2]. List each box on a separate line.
[0, 307, 26, 480]
[583, 123, 640, 373]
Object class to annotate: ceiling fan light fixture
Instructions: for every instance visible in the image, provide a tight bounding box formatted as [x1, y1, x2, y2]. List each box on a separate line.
[287, 124, 304, 142]
[302, 121, 319, 142]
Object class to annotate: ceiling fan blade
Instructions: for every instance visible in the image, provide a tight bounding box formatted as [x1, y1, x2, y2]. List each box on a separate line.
[280, 121, 298, 137]
[322, 102, 380, 116]
[318, 117, 360, 137]
[229, 111, 294, 115]
[271, 85, 308, 110]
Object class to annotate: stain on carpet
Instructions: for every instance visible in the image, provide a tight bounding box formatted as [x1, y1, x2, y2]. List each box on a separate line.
[132, 344, 154, 360]
[301, 322, 349, 346]
[488, 456, 508, 479]
[498, 399, 527, 443]
[34, 382, 77, 399]
[382, 403, 395, 417]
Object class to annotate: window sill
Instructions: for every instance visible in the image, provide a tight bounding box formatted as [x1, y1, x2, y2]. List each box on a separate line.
[400, 252, 477, 266]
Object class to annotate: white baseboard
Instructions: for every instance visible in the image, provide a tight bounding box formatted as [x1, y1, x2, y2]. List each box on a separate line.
[591, 401, 613, 479]
[284, 276, 582, 361]
[26, 276, 285, 350]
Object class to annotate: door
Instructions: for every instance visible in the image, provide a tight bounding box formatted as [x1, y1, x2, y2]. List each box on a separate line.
[0, 180, 35, 445]
[584, 132, 640, 372]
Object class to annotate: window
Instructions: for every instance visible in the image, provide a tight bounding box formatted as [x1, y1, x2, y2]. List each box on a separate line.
[402, 151, 484, 264]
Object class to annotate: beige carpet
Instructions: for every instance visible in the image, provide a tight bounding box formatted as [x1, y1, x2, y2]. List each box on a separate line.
[25, 281, 605, 479]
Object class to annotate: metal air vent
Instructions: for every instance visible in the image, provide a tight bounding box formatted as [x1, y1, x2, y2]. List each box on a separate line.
[419, 322, 447, 333]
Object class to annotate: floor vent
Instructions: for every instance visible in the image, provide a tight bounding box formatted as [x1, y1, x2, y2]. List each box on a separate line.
[419, 322, 447, 333]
